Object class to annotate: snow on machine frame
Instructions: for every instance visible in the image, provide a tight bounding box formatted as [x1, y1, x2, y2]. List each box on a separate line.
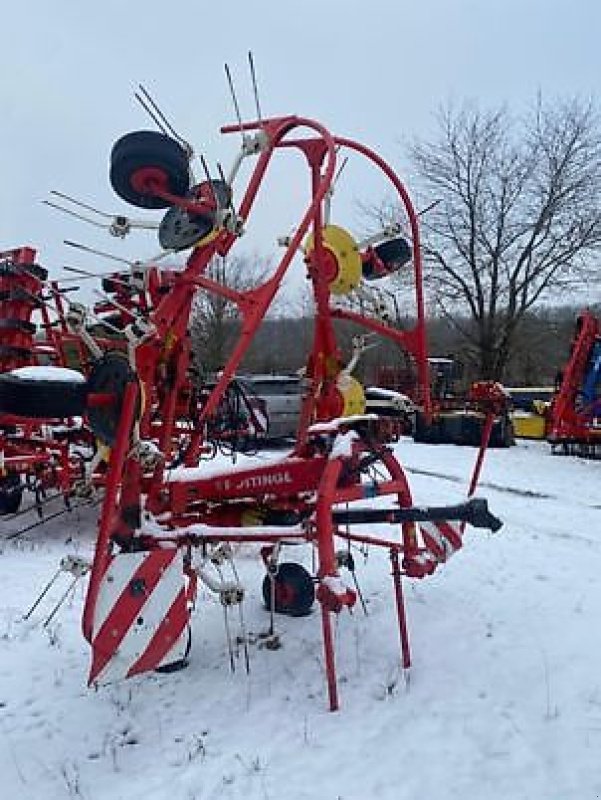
[0, 247, 268, 525]
[0, 247, 101, 521]
[11, 69, 503, 710]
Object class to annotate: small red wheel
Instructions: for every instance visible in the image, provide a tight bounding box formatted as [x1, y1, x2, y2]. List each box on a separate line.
[262, 562, 315, 617]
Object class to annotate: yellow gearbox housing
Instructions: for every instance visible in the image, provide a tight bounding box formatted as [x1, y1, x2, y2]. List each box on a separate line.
[305, 224, 362, 296]
[337, 374, 367, 416]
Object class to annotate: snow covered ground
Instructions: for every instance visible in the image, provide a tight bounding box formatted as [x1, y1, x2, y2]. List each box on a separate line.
[1, 438, 600, 800]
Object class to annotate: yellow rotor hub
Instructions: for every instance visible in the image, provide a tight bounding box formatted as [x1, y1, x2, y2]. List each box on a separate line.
[337, 374, 367, 417]
[305, 224, 362, 296]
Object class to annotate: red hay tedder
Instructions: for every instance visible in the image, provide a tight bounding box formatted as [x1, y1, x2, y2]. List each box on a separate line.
[1, 105, 504, 710]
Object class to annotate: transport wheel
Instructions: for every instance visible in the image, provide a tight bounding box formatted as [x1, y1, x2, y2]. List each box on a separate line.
[110, 130, 190, 209]
[413, 410, 439, 443]
[0, 367, 87, 418]
[0, 474, 23, 515]
[262, 562, 315, 617]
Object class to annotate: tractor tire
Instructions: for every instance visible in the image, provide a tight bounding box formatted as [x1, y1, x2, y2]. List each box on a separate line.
[0, 474, 23, 515]
[262, 562, 315, 617]
[0, 368, 87, 418]
[110, 131, 190, 209]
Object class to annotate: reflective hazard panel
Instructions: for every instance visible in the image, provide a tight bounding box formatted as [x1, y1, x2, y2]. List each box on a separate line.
[419, 520, 464, 562]
[88, 549, 191, 685]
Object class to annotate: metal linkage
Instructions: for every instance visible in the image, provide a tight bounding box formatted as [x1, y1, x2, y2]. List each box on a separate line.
[23, 555, 91, 626]
[195, 544, 249, 673]
[45, 192, 159, 239]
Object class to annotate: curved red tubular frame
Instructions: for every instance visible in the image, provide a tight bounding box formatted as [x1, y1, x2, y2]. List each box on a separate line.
[333, 135, 431, 416]
[147, 116, 339, 469]
[83, 113, 437, 706]
[190, 116, 338, 425]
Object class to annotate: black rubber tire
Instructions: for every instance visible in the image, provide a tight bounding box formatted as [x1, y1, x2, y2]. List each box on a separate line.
[375, 237, 412, 265]
[262, 562, 315, 617]
[0, 474, 23, 515]
[363, 237, 412, 279]
[0, 369, 87, 418]
[0, 319, 36, 334]
[413, 410, 438, 443]
[110, 130, 190, 209]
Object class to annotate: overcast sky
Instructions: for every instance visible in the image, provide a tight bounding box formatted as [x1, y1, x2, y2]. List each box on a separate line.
[1, 0, 599, 298]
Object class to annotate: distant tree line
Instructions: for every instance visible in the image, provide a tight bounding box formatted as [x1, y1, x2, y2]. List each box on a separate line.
[372, 95, 601, 381]
[191, 302, 599, 391]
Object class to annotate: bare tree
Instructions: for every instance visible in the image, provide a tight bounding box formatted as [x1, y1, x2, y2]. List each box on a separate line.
[395, 96, 601, 380]
[190, 252, 271, 376]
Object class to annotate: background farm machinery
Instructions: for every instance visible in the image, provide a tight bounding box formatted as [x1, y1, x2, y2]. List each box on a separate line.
[0, 246, 96, 519]
[377, 356, 514, 447]
[548, 310, 601, 457]
[1, 95, 504, 710]
[0, 247, 268, 522]
[500, 310, 601, 455]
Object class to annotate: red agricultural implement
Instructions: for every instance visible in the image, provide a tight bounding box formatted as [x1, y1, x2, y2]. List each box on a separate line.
[548, 310, 601, 457]
[5, 101, 503, 709]
[0, 247, 98, 519]
[0, 245, 267, 525]
[378, 357, 514, 448]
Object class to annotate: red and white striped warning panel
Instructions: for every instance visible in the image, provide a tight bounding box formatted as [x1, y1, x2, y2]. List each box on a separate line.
[419, 520, 463, 562]
[88, 549, 191, 685]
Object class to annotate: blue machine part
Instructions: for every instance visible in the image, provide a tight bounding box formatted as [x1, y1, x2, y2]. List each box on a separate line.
[582, 339, 601, 409]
